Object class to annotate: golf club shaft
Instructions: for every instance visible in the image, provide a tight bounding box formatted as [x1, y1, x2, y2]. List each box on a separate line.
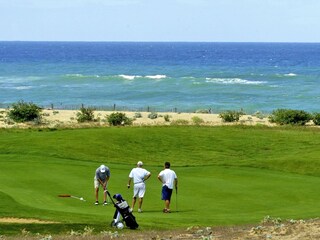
[176, 189, 178, 212]
[71, 195, 86, 201]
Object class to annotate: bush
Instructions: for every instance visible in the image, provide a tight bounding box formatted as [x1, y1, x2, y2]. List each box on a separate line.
[191, 116, 204, 125]
[195, 109, 210, 114]
[170, 119, 189, 125]
[76, 107, 95, 122]
[7, 101, 42, 123]
[312, 113, 320, 125]
[269, 109, 312, 126]
[134, 112, 142, 118]
[163, 114, 170, 122]
[219, 110, 244, 122]
[148, 112, 158, 119]
[106, 112, 132, 126]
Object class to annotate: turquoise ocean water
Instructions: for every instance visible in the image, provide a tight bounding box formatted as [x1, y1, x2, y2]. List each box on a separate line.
[1, 42, 320, 114]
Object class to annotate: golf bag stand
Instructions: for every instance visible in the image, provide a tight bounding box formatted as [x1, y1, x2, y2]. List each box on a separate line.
[106, 190, 139, 229]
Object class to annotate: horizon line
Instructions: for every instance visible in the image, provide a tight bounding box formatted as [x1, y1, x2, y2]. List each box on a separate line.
[1, 40, 320, 44]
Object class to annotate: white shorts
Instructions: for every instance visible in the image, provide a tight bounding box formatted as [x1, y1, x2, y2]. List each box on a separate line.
[133, 183, 146, 198]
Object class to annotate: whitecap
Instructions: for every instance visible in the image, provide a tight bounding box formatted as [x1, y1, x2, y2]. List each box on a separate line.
[145, 75, 167, 79]
[205, 78, 266, 85]
[65, 74, 84, 77]
[118, 74, 140, 80]
[15, 86, 33, 90]
[284, 73, 297, 77]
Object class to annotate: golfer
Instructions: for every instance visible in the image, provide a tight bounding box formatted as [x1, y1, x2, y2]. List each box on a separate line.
[158, 161, 178, 213]
[94, 164, 110, 205]
[127, 161, 151, 213]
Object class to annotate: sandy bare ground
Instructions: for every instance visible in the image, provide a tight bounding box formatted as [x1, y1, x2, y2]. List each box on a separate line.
[0, 109, 274, 128]
[1, 217, 319, 239]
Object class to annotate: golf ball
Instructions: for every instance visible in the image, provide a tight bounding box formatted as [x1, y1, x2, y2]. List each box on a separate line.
[80, 197, 83, 201]
[116, 222, 124, 229]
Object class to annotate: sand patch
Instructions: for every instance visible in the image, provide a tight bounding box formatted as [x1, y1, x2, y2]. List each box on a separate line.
[0, 217, 58, 224]
[0, 108, 275, 128]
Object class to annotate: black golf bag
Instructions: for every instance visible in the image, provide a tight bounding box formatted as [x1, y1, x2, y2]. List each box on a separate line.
[106, 191, 139, 229]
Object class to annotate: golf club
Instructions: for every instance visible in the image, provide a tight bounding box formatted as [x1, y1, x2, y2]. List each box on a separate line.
[58, 194, 86, 201]
[175, 187, 178, 212]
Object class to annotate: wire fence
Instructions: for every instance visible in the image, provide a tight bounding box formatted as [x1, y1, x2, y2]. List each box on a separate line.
[0, 103, 212, 114]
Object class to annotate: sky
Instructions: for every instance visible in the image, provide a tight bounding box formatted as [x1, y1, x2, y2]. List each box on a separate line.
[1, 0, 320, 42]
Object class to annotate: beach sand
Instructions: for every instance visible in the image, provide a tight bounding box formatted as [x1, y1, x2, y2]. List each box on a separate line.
[0, 108, 273, 128]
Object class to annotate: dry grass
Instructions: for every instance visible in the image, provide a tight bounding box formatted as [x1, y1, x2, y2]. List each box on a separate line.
[2, 218, 319, 240]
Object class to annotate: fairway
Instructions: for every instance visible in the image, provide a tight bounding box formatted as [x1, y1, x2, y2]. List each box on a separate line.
[0, 126, 319, 235]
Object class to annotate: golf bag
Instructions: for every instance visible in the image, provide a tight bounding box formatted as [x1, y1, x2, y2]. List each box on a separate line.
[106, 191, 139, 229]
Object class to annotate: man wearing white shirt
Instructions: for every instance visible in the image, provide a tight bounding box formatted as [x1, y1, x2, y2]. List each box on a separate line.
[127, 161, 151, 213]
[157, 161, 178, 213]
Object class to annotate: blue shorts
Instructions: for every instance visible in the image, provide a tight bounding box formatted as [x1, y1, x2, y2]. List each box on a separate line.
[161, 185, 173, 201]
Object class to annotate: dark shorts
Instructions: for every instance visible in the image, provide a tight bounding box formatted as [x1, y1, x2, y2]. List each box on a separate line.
[161, 185, 173, 201]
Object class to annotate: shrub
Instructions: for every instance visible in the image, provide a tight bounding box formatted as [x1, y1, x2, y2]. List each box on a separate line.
[7, 101, 42, 123]
[76, 107, 95, 122]
[195, 109, 210, 114]
[134, 112, 142, 118]
[163, 114, 170, 122]
[253, 111, 266, 119]
[106, 112, 132, 126]
[191, 116, 204, 125]
[269, 109, 312, 126]
[219, 110, 244, 122]
[312, 113, 320, 125]
[170, 119, 189, 125]
[148, 112, 158, 119]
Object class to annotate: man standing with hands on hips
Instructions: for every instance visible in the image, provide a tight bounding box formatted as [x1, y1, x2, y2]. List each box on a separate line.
[158, 161, 178, 213]
[127, 161, 151, 213]
[94, 164, 110, 205]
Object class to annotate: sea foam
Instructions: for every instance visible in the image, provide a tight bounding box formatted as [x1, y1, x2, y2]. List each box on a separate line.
[205, 78, 266, 85]
[284, 73, 297, 77]
[118, 75, 138, 80]
[145, 75, 167, 79]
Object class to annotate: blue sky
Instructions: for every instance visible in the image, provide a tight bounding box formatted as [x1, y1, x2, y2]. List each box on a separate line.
[1, 0, 320, 42]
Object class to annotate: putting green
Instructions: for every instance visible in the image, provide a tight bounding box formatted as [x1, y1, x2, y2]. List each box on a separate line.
[1, 154, 319, 229]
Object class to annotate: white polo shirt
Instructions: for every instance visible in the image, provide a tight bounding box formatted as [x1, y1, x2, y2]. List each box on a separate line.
[158, 168, 177, 189]
[129, 167, 150, 185]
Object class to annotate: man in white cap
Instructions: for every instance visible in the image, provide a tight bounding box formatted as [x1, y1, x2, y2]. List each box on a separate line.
[94, 164, 110, 205]
[127, 161, 151, 213]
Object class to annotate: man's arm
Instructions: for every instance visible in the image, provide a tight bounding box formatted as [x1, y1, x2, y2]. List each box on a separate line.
[157, 174, 163, 183]
[144, 172, 151, 181]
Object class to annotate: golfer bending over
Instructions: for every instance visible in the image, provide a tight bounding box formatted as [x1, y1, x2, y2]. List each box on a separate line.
[127, 161, 151, 213]
[94, 164, 110, 205]
[158, 161, 178, 213]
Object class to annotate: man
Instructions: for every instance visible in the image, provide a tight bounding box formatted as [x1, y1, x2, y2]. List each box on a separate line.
[94, 164, 110, 205]
[127, 161, 151, 213]
[157, 161, 178, 213]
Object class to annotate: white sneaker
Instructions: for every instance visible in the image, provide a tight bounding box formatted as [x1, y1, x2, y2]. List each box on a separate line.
[138, 209, 142, 213]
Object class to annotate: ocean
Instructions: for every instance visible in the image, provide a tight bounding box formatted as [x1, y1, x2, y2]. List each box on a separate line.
[1, 41, 320, 114]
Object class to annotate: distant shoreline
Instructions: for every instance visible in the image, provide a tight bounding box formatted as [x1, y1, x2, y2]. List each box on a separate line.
[0, 108, 273, 128]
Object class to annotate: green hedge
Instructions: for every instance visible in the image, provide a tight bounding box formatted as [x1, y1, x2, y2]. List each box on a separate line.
[269, 109, 312, 126]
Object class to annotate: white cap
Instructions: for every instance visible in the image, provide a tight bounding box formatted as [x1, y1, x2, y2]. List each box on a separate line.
[100, 164, 106, 173]
[137, 161, 143, 167]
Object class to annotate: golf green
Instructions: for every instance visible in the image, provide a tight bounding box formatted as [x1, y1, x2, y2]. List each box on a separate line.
[0, 126, 319, 234]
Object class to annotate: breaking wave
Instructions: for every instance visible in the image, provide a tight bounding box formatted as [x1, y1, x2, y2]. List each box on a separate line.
[205, 78, 266, 85]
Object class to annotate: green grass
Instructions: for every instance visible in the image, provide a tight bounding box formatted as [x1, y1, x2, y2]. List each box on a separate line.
[0, 125, 319, 235]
